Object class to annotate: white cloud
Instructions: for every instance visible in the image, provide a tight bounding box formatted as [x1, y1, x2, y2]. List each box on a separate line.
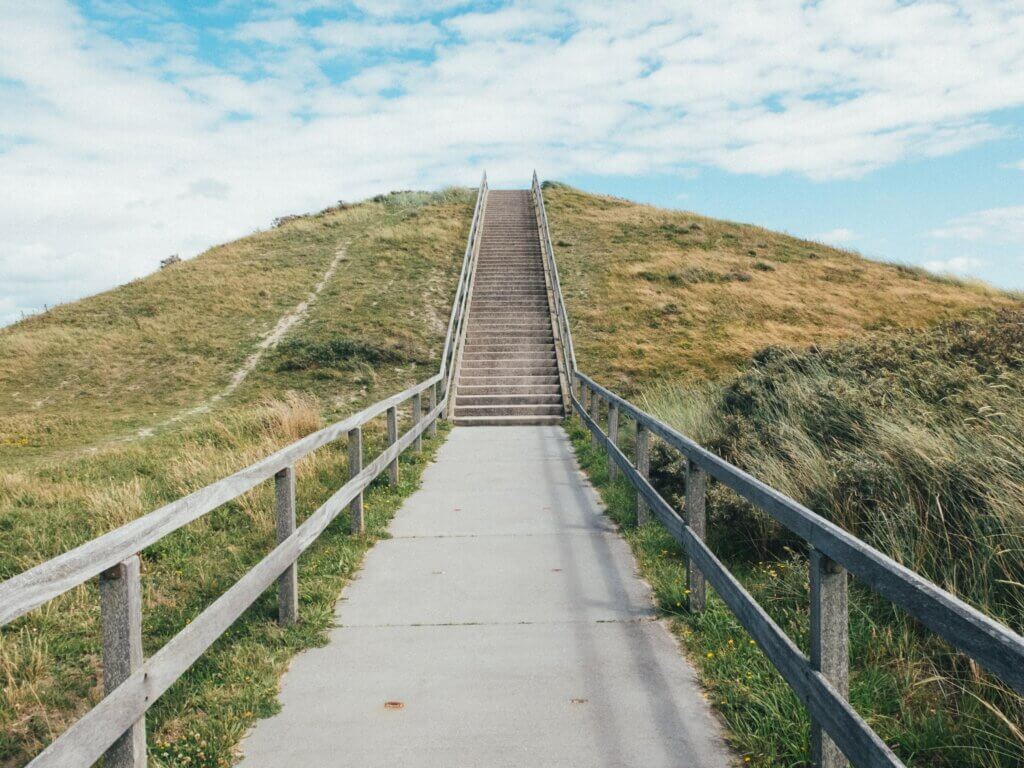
[812, 227, 857, 245]
[930, 206, 1024, 242]
[4, 0, 1024, 322]
[313, 20, 442, 52]
[923, 255, 988, 275]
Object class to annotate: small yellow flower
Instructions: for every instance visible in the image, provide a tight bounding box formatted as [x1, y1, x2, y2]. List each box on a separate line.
[706, 651, 714, 659]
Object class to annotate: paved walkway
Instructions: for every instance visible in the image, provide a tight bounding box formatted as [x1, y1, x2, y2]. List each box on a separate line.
[239, 427, 733, 767]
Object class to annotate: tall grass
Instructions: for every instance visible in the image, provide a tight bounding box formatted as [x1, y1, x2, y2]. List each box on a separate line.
[634, 310, 1024, 766]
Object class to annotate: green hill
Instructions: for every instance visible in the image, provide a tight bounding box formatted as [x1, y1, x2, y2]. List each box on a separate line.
[0, 189, 471, 765]
[1, 182, 1019, 767]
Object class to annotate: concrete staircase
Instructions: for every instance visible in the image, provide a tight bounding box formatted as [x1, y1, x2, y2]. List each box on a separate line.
[453, 190, 564, 426]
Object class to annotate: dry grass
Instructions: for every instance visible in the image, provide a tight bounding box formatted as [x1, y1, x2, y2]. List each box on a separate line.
[0, 188, 471, 766]
[544, 182, 1018, 392]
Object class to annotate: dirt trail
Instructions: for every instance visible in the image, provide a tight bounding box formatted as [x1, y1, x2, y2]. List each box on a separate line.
[130, 244, 348, 440]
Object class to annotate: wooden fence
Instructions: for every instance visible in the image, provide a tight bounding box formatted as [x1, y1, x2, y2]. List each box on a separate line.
[0, 173, 489, 768]
[532, 180, 1024, 768]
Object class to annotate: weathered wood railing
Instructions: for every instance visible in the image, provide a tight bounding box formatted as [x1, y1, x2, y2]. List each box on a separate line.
[441, 172, 488, 413]
[531, 171, 576, 409]
[530, 179, 1024, 768]
[572, 372, 1024, 768]
[0, 174, 489, 768]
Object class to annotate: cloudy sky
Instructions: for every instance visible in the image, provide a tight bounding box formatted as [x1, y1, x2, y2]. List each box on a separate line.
[2, 1, 1024, 325]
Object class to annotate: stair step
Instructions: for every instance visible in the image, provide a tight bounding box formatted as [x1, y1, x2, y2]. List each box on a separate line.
[456, 383, 562, 395]
[457, 394, 562, 405]
[458, 374, 561, 385]
[453, 415, 563, 427]
[454, 404, 564, 417]
[462, 352, 556, 362]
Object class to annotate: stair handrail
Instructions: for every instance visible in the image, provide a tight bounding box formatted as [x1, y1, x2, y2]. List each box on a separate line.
[440, 172, 488, 406]
[573, 371, 1024, 768]
[0, 174, 491, 768]
[530, 170, 1024, 766]
[531, 171, 577, 394]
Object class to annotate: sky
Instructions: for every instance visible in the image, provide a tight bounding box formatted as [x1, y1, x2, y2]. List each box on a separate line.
[2, 0, 1024, 325]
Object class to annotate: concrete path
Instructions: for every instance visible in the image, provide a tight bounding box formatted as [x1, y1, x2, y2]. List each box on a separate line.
[239, 427, 733, 767]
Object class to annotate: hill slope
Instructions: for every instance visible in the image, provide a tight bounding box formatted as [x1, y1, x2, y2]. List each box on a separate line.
[0, 189, 471, 765]
[544, 182, 1016, 391]
[0, 189, 471, 463]
[2, 182, 1019, 767]
[545, 185, 1023, 766]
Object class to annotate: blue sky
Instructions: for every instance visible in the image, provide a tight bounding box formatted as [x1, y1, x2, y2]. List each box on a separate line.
[2, 1, 1024, 324]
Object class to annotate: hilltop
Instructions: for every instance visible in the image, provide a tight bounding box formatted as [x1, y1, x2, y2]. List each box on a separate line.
[543, 182, 1016, 392]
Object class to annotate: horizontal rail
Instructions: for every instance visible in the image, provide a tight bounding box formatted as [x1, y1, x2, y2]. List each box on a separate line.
[575, 371, 1024, 697]
[531, 172, 577, 381]
[0, 374, 441, 627]
[574, 395, 902, 767]
[441, 172, 487, 404]
[27, 398, 444, 767]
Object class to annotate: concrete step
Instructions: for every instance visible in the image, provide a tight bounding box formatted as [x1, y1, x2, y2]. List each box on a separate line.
[454, 404, 564, 418]
[456, 383, 562, 396]
[452, 414, 563, 427]
[466, 344, 557, 354]
[457, 393, 562, 406]
[460, 358, 559, 370]
[462, 351, 556, 362]
[458, 374, 561, 386]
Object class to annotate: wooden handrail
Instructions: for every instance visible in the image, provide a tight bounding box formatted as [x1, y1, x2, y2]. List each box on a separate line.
[1, 175, 489, 767]
[573, 371, 1024, 768]
[531, 173, 577, 387]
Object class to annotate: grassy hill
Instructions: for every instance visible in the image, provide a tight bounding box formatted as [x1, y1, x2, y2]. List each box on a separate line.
[0, 189, 471, 766]
[543, 182, 1016, 391]
[2, 181, 1020, 767]
[545, 184, 1023, 766]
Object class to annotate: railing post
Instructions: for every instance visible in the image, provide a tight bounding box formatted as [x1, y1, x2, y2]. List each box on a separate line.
[589, 390, 601, 449]
[100, 555, 146, 768]
[386, 405, 399, 487]
[412, 392, 423, 452]
[348, 426, 364, 533]
[686, 459, 706, 613]
[607, 403, 619, 480]
[636, 422, 650, 525]
[428, 383, 438, 439]
[810, 549, 850, 768]
[275, 466, 298, 625]
[580, 382, 589, 412]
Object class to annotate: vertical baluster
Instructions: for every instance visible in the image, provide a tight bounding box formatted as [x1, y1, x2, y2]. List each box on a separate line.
[607, 403, 619, 480]
[348, 426, 364, 533]
[413, 392, 423, 452]
[428, 383, 438, 439]
[810, 549, 850, 768]
[100, 556, 146, 768]
[686, 459, 706, 613]
[387, 406, 399, 487]
[275, 466, 298, 624]
[636, 422, 650, 525]
[589, 390, 601, 448]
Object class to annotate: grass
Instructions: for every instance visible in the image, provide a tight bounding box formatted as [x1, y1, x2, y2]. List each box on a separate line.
[565, 309, 1024, 767]
[543, 181, 1018, 393]
[0, 188, 472, 766]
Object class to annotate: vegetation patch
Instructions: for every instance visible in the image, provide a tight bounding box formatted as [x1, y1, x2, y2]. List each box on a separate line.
[545, 183, 1018, 391]
[273, 338, 413, 371]
[567, 309, 1024, 767]
[0, 186, 473, 764]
